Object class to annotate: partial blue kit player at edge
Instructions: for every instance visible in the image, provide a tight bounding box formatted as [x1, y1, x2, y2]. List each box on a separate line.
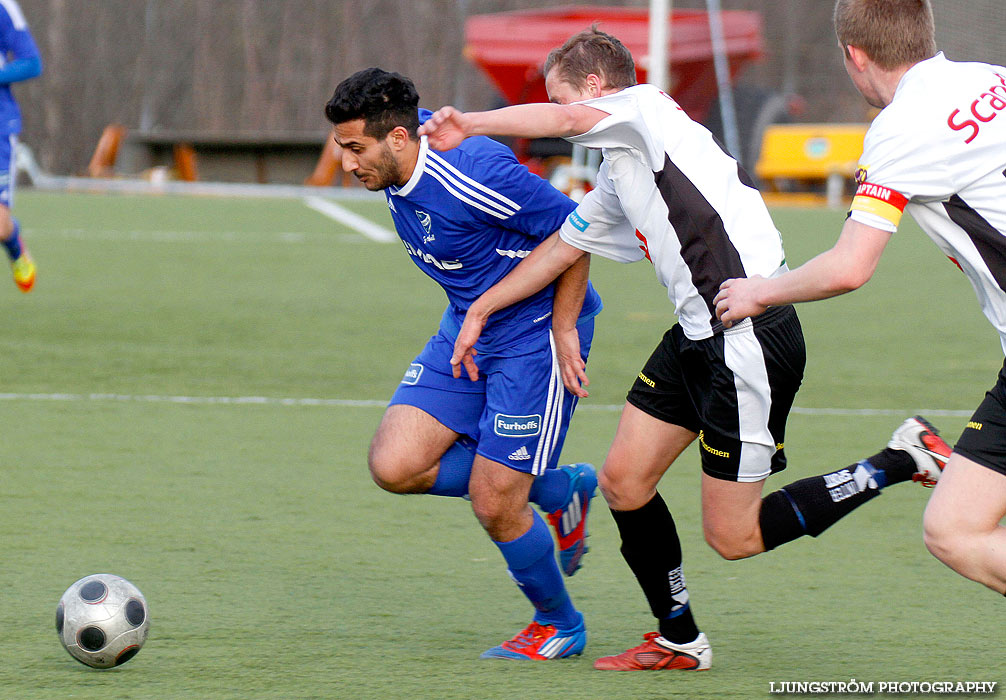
[0, 0, 42, 135]
[386, 110, 602, 350]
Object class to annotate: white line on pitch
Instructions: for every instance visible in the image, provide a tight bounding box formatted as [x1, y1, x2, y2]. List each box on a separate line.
[0, 392, 387, 408]
[25, 227, 312, 243]
[303, 196, 396, 243]
[0, 392, 975, 417]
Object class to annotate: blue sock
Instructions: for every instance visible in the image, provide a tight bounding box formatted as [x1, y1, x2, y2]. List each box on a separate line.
[2, 219, 21, 260]
[428, 439, 475, 497]
[494, 511, 580, 629]
[429, 443, 573, 506]
[527, 467, 572, 512]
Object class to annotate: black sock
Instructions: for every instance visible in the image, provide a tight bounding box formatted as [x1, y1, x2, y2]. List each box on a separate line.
[760, 461, 883, 550]
[865, 447, 917, 486]
[610, 493, 700, 644]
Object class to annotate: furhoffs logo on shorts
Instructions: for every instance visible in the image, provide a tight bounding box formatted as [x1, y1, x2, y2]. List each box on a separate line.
[494, 413, 542, 437]
[401, 363, 424, 386]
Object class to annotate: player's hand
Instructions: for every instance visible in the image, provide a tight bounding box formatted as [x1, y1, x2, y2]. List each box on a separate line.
[714, 275, 769, 328]
[450, 307, 488, 381]
[553, 327, 589, 398]
[418, 106, 470, 151]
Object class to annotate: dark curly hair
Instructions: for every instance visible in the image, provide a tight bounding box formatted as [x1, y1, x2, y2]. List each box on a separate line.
[325, 67, 420, 139]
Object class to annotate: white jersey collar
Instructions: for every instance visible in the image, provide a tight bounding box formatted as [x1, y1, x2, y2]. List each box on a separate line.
[894, 51, 946, 98]
[390, 134, 428, 197]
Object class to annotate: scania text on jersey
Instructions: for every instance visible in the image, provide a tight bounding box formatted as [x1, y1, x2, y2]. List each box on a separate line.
[401, 239, 462, 270]
[947, 71, 1006, 144]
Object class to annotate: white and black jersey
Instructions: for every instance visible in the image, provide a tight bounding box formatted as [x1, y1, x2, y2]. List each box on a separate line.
[560, 83, 788, 341]
[556, 83, 802, 482]
[850, 53, 1006, 354]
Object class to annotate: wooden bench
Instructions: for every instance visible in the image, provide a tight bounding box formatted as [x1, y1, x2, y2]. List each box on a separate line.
[755, 123, 868, 207]
[113, 129, 338, 185]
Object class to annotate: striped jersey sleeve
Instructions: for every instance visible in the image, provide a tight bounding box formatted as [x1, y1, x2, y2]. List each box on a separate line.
[424, 148, 522, 221]
[452, 139, 575, 241]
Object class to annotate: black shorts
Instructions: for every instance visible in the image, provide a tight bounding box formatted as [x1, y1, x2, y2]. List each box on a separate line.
[626, 305, 806, 482]
[953, 358, 1006, 476]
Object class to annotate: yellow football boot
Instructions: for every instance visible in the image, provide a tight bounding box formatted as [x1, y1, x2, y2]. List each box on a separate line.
[11, 250, 35, 292]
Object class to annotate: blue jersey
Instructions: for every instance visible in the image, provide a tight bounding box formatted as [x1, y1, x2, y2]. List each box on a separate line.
[385, 111, 602, 351]
[0, 0, 38, 134]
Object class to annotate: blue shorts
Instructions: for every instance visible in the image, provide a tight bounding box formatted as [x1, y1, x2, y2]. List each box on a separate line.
[0, 134, 15, 207]
[389, 320, 595, 476]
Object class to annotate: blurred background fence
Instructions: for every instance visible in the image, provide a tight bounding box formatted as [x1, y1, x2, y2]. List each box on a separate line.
[14, 0, 1006, 178]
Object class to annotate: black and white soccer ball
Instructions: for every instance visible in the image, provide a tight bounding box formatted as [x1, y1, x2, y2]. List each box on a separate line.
[55, 574, 149, 668]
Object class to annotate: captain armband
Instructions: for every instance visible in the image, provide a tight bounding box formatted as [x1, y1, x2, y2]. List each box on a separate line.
[849, 182, 909, 228]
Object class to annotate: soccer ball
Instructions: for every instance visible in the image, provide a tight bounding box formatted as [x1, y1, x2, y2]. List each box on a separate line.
[55, 574, 149, 668]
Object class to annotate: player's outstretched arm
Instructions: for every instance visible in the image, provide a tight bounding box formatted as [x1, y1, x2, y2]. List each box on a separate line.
[420, 103, 607, 150]
[713, 218, 893, 327]
[451, 232, 587, 380]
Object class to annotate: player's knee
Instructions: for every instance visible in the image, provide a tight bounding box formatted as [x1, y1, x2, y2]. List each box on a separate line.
[367, 445, 415, 494]
[368, 461, 408, 493]
[922, 508, 965, 569]
[598, 466, 643, 510]
[469, 492, 510, 535]
[703, 521, 760, 561]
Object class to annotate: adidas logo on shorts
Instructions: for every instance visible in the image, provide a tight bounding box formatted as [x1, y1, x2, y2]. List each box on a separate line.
[508, 446, 531, 461]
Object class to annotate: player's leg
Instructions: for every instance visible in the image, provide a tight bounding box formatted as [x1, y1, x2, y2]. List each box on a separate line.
[0, 135, 33, 292]
[368, 332, 484, 496]
[369, 400, 594, 504]
[468, 454, 534, 539]
[923, 455, 1006, 593]
[703, 422, 952, 558]
[470, 456, 586, 660]
[693, 306, 803, 558]
[369, 400, 590, 501]
[370, 328, 597, 509]
[924, 379, 1006, 593]
[599, 403, 695, 510]
[596, 408, 712, 672]
[471, 334, 591, 659]
[700, 475, 765, 559]
[487, 324, 599, 574]
[594, 326, 710, 671]
[368, 403, 467, 493]
[702, 308, 951, 558]
[703, 446, 930, 560]
[736, 426, 949, 555]
[597, 404, 709, 666]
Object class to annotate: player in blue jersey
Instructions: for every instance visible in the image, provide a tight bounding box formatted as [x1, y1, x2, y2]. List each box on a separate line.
[324, 67, 603, 660]
[0, 0, 39, 292]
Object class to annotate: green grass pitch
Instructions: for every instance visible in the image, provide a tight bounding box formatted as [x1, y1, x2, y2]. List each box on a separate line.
[0, 191, 1002, 699]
